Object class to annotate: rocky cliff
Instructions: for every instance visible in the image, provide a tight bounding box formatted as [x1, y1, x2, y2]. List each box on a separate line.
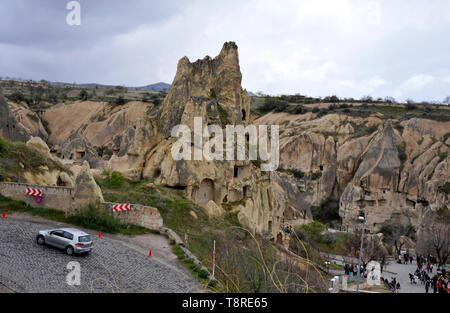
[256, 110, 449, 234]
[0, 87, 34, 142]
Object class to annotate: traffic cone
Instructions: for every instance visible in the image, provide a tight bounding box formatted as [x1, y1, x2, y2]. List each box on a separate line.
[148, 250, 152, 257]
[98, 231, 103, 238]
[1, 211, 6, 218]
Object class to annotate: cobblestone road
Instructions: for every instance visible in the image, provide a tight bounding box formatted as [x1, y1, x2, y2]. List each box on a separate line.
[0, 216, 202, 293]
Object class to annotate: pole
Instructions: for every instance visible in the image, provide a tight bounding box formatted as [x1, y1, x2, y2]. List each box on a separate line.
[212, 240, 216, 279]
[356, 220, 366, 293]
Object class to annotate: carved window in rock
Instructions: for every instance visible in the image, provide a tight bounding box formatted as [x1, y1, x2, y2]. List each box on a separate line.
[243, 185, 250, 197]
[241, 109, 246, 121]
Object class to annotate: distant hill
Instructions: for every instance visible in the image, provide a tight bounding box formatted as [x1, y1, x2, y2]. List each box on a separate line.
[50, 81, 171, 91]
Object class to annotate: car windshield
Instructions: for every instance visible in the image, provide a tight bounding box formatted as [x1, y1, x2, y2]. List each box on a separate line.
[78, 235, 91, 242]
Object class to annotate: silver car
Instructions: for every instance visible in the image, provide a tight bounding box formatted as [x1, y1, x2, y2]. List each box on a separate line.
[36, 228, 93, 255]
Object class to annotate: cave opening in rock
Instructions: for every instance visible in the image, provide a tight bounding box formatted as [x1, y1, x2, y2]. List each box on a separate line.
[56, 176, 66, 187]
[241, 109, 246, 121]
[276, 232, 283, 244]
[198, 178, 215, 205]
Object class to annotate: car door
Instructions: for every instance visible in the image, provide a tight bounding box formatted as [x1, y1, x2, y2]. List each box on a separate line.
[62, 231, 74, 248]
[48, 230, 65, 248]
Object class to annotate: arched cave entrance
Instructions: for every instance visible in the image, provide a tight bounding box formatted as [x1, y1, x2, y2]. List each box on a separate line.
[198, 178, 215, 205]
[56, 176, 67, 187]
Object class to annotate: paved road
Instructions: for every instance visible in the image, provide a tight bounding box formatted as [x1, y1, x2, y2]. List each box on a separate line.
[0, 215, 202, 293]
[383, 262, 439, 293]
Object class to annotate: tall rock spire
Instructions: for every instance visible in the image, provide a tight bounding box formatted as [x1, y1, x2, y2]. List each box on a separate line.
[156, 41, 250, 138]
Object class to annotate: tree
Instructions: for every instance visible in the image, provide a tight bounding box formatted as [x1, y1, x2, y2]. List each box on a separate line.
[379, 222, 415, 256]
[443, 96, 450, 105]
[342, 230, 388, 268]
[384, 96, 396, 104]
[417, 219, 450, 266]
[79, 89, 89, 101]
[405, 99, 417, 110]
[360, 95, 373, 103]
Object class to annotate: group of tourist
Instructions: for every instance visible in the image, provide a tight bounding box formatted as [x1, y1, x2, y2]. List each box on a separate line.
[343, 263, 365, 277]
[380, 277, 401, 293]
[398, 252, 413, 264]
[282, 224, 293, 234]
[405, 254, 449, 293]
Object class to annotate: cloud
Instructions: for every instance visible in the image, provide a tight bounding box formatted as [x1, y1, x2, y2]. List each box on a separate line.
[402, 74, 435, 89]
[1, 0, 450, 102]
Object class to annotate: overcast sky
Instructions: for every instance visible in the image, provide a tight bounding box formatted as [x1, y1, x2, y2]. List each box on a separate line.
[1, 0, 450, 102]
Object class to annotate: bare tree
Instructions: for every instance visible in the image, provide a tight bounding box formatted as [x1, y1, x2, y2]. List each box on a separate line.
[443, 96, 450, 105]
[342, 231, 388, 268]
[418, 221, 450, 265]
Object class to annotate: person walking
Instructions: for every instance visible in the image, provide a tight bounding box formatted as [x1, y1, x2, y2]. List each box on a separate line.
[425, 280, 430, 293]
[432, 276, 438, 293]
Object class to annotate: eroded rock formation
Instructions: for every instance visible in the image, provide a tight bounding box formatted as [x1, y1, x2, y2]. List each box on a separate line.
[255, 110, 449, 234]
[116, 42, 307, 244]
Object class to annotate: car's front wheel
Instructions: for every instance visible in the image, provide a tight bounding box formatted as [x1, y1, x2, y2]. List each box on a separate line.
[66, 246, 74, 255]
[36, 235, 45, 245]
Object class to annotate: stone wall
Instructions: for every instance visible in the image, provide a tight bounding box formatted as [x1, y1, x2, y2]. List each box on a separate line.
[0, 182, 73, 211]
[102, 202, 163, 230]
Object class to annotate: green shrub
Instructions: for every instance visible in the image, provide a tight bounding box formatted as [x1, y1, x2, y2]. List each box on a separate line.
[437, 182, 450, 194]
[311, 172, 322, 180]
[0, 137, 6, 153]
[209, 88, 217, 99]
[110, 171, 124, 186]
[198, 269, 209, 279]
[405, 101, 417, 110]
[397, 142, 407, 171]
[79, 89, 89, 101]
[8, 91, 26, 103]
[438, 151, 448, 162]
[310, 203, 340, 225]
[295, 221, 326, 247]
[217, 103, 230, 125]
[287, 104, 305, 114]
[67, 204, 122, 233]
[279, 168, 304, 179]
[273, 101, 289, 113]
[102, 169, 111, 177]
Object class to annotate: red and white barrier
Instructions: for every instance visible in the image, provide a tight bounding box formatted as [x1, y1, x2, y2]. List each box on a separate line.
[112, 203, 131, 212]
[26, 187, 42, 197]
